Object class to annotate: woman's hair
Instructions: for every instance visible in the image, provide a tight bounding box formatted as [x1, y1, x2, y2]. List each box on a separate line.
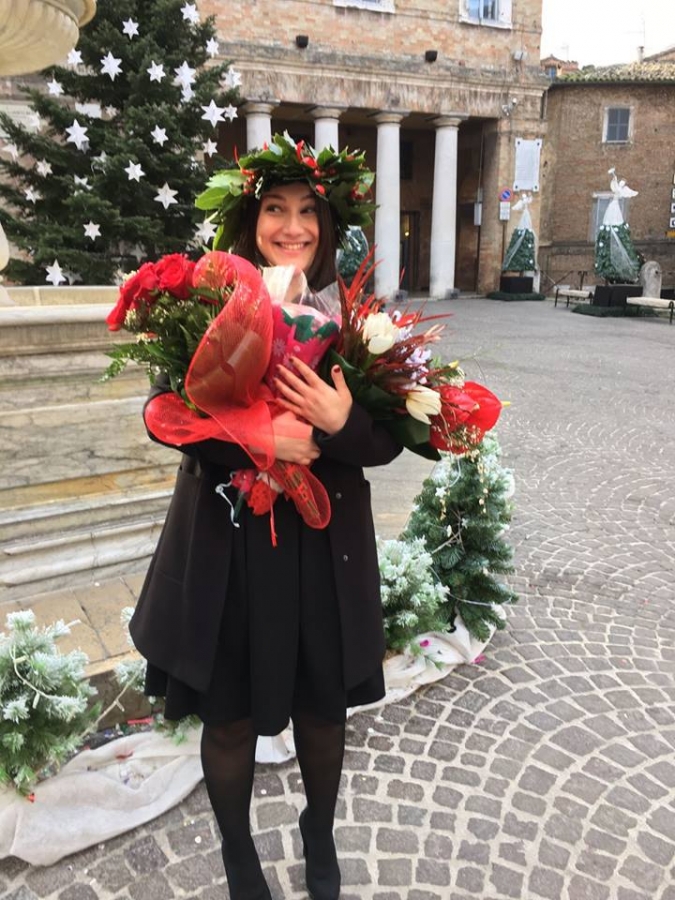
[231, 187, 338, 291]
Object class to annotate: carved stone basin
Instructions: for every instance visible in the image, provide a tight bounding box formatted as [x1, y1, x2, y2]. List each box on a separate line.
[0, 0, 96, 76]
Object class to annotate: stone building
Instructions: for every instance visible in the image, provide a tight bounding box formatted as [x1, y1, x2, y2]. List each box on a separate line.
[200, 0, 548, 297]
[539, 50, 675, 289]
[0, 0, 547, 297]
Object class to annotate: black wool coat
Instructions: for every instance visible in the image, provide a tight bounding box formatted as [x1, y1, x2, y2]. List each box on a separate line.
[130, 383, 402, 694]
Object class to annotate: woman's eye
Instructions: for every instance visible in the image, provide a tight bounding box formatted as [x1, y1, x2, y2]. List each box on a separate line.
[302, 206, 317, 215]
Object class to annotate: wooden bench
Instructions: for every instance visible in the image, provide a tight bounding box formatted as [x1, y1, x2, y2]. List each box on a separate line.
[625, 296, 674, 325]
[554, 287, 593, 308]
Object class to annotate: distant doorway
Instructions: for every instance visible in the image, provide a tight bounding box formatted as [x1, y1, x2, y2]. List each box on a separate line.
[400, 211, 420, 292]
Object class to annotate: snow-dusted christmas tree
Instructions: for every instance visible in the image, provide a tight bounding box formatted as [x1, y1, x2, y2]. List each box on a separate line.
[0, 0, 240, 285]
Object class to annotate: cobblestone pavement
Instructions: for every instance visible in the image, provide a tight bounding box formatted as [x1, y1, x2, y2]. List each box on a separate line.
[3, 298, 675, 900]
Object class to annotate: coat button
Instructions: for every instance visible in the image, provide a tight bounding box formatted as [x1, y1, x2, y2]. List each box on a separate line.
[335, 492, 342, 500]
[343, 554, 349, 562]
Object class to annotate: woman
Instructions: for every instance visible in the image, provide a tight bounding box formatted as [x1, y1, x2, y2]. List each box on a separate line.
[130, 134, 400, 900]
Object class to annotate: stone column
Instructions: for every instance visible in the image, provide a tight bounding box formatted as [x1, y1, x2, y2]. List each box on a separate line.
[241, 101, 279, 151]
[310, 106, 343, 151]
[429, 114, 467, 299]
[372, 111, 407, 300]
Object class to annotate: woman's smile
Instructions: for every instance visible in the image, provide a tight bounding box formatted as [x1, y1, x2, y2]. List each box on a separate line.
[256, 182, 320, 272]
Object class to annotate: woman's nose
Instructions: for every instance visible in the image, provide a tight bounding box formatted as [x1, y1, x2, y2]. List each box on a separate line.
[281, 211, 304, 233]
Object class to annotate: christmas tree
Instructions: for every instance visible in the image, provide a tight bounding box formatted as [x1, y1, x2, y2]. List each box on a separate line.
[594, 168, 641, 284]
[402, 434, 517, 641]
[0, 0, 240, 285]
[594, 222, 641, 283]
[502, 193, 536, 272]
[337, 225, 369, 284]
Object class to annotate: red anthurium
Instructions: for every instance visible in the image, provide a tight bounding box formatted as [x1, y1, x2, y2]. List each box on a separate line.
[462, 381, 502, 431]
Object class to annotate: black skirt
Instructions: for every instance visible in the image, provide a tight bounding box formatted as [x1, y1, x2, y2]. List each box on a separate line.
[144, 489, 385, 735]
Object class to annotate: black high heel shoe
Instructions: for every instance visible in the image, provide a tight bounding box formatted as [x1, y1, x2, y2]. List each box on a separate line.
[221, 838, 272, 900]
[299, 809, 341, 900]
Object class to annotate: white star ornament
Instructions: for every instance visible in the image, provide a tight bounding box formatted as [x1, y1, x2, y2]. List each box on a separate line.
[155, 183, 178, 209]
[36, 160, 52, 177]
[206, 38, 219, 57]
[47, 78, 64, 96]
[124, 161, 145, 182]
[45, 260, 67, 285]
[65, 119, 89, 151]
[83, 221, 101, 240]
[151, 125, 168, 146]
[181, 3, 200, 24]
[100, 52, 123, 81]
[201, 100, 225, 127]
[203, 139, 218, 156]
[122, 18, 139, 38]
[147, 61, 165, 83]
[66, 48, 83, 67]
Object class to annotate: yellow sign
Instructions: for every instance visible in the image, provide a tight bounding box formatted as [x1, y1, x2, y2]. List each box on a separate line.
[667, 230, 675, 238]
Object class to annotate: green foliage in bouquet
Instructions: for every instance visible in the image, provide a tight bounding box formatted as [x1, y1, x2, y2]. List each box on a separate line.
[502, 228, 536, 272]
[0, 611, 99, 795]
[377, 537, 449, 652]
[102, 290, 221, 398]
[402, 434, 517, 641]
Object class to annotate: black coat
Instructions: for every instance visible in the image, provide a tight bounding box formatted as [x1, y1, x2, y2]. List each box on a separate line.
[130, 384, 402, 694]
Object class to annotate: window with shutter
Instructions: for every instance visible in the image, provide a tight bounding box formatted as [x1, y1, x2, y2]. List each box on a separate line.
[603, 108, 631, 143]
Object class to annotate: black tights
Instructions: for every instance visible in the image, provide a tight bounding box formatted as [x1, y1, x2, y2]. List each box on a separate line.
[201, 711, 346, 848]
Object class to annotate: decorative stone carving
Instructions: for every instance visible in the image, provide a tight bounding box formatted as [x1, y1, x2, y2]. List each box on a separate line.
[0, 0, 96, 76]
[640, 260, 662, 298]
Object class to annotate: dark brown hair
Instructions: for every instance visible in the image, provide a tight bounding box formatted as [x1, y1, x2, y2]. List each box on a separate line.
[230, 184, 338, 291]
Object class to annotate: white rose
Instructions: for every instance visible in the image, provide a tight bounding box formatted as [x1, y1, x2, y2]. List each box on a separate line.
[405, 385, 442, 423]
[362, 312, 399, 355]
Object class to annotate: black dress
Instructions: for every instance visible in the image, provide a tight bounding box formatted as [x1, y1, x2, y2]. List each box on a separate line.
[145, 482, 385, 736]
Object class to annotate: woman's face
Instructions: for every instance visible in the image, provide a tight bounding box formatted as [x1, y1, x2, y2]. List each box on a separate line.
[255, 182, 320, 273]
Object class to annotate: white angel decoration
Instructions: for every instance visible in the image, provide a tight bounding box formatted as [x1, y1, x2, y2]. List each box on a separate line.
[594, 168, 641, 283]
[502, 192, 536, 272]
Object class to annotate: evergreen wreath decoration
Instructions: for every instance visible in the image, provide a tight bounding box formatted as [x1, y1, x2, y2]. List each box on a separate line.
[0, 611, 99, 796]
[196, 131, 375, 251]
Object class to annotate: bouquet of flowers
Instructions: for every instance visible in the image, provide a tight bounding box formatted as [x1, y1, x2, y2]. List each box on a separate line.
[104, 252, 340, 543]
[324, 252, 504, 459]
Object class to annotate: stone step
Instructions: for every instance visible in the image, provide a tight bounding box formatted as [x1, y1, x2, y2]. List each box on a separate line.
[0, 510, 165, 602]
[0, 467, 175, 542]
[5, 285, 118, 307]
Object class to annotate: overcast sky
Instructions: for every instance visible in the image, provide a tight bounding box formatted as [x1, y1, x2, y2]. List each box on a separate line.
[541, 0, 675, 66]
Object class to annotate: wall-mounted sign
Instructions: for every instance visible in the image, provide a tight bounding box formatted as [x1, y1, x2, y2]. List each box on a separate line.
[500, 188, 512, 201]
[499, 201, 511, 221]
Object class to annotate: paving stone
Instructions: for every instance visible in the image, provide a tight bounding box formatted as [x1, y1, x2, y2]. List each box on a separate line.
[376, 827, 419, 854]
[165, 854, 213, 891]
[408, 892, 442, 900]
[386, 779, 424, 801]
[424, 833, 452, 860]
[467, 817, 500, 841]
[567, 874, 610, 900]
[58, 885, 98, 900]
[410, 760, 437, 781]
[636, 830, 675, 866]
[618, 855, 667, 893]
[352, 797, 393, 823]
[124, 835, 169, 875]
[431, 785, 462, 809]
[256, 801, 298, 828]
[377, 858, 412, 886]
[341, 857, 372, 885]
[576, 849, 618, 881]
[166, 817, 215, 856]
[128, 872, 175, 900]
[88, 855, 134, 892]
[253, 772, 285, 798]
[398, 804, 427, 826]
[429, 811, 456, 831]
[512, 790, 547, 816]
[489, 863, 524, 898]
[5, 889, 39, 900]
[415, 858, 450, 886]
[335, 826, 372, 852]
[458, 840, 490, 864]
[374, 754, 405, 773]
[455, 866, 485, 892]
[253, 829, 284, 862]
[25, 862, 75, 896]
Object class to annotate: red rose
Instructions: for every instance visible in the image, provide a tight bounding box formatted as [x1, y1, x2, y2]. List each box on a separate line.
[106, 261, 158, 331]
[154, 253, 195, 300]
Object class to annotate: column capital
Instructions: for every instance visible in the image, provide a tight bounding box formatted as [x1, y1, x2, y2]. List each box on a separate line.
[429, 113, 469, 129]
[308, 105, 346, 121]
[241, 100, 280, 117]
[370, 110, 409, 126]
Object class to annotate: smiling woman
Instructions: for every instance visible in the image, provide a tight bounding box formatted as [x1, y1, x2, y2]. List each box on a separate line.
[255, 183, 320, 274]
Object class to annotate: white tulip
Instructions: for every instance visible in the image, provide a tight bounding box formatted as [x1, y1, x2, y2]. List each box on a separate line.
[362, 312, 399, 355]
[405, 385, 442, 423]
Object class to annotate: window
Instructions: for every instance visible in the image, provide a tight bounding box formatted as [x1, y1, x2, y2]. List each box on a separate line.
[590, 193, 630, 240]
[460, 0, 512, 27]
[603, 107, 631, 143]
[545, 66, 558, 79]
[333, 0, 395, 12]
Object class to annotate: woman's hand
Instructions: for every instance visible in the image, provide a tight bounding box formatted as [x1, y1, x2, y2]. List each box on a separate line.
[273, 432, 320, 465]
[275, 358, 353, 435]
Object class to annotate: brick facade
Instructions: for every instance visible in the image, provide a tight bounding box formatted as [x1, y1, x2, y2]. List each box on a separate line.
[540, 75, 675, 289]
